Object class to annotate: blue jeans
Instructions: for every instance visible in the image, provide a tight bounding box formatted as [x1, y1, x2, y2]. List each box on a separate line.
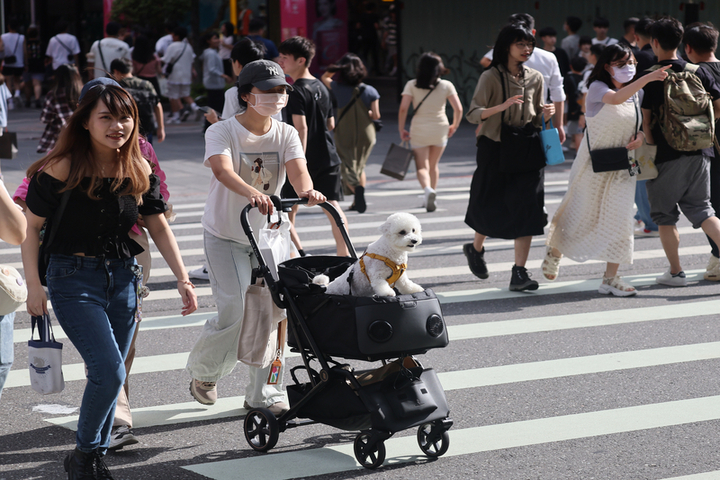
[0, 312, 14, 402]
[47, 255, 138, 454]
[634, 179, 658, 231]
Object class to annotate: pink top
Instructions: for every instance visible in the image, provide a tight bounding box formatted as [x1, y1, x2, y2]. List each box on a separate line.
[14, 137, 170, 236]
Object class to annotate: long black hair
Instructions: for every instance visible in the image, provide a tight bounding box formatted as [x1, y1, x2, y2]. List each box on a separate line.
[326, 53, 366, 86]
[415, 52, 448, 89]
[131, 34, 155, 64]
[587, 43, 634, 89]
[490, 23, 536, 69]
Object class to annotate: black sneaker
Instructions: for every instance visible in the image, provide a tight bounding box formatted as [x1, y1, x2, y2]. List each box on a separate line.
[509, 265, 539, 292]
[354, 186, 367, 213]
[463, 243, 489, 279]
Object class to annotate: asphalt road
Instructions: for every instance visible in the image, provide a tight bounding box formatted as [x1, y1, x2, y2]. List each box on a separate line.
[1, 102, 720, 480]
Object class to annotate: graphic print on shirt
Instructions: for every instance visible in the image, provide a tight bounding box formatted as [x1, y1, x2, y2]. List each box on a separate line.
[240, 152, 279, 192]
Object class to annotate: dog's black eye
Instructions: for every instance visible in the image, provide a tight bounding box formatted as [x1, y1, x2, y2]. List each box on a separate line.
[399, 230, 406, 235]
[412, 229, 416, 233]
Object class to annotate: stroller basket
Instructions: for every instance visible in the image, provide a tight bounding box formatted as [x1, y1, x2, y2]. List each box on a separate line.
[280, 256, 449, 361]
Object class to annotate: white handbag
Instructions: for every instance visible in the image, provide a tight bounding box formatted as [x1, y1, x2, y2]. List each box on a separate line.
[28, 314, 65, 395]
[0, 265, 27, 315]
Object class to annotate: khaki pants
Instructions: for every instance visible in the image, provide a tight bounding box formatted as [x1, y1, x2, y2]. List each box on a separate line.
[113, 228, 151, 428]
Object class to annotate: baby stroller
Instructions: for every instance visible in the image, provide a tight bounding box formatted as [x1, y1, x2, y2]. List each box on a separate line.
[240, 197, 452, 469]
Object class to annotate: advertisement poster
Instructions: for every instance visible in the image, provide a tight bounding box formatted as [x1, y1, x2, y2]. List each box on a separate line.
[281, 0, 307, 41]
[307, 0, 348, 75]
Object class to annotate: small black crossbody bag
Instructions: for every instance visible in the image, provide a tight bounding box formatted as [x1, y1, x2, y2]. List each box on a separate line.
[587, 97, 638, 173]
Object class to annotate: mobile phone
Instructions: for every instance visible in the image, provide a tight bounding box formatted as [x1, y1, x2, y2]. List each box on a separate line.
[196, 106, 212, 114]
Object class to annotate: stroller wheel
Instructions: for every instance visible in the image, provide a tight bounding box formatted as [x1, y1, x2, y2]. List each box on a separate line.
[417, 423, 450, 457]
[353, 433, 386, 469]
[243, 408, 279, 452]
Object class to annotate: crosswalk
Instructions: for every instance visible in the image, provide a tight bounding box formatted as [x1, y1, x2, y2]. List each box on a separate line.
[4, 178, 720, 479]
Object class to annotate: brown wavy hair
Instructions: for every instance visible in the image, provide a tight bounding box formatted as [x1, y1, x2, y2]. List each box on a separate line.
[27, 84, 150, 203]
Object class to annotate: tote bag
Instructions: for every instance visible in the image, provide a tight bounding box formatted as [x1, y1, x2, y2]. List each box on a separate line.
[634, 141, 658, 181]
[258, 214, 292, 281]
[380, 142, 414, 180]
[28, 314, 65, 395]
[237, 279, 286, 368]
[540, 115, 565, 166]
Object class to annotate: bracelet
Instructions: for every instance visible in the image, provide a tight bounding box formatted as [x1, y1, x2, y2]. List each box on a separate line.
[179, 279, 195, 288]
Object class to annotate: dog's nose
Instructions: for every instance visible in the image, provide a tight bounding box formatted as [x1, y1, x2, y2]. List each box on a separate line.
[411, 239, 418, 244]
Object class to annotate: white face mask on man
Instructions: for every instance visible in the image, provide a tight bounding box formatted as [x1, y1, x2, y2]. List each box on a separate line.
[611, 64, 636, 83]
[247, 93, 288, 117]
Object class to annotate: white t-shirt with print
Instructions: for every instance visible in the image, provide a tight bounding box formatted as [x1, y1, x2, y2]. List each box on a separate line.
[202, 116, 305, 244]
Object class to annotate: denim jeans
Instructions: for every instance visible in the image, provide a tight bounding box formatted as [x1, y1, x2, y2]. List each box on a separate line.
[47, 254, 138, 454]
[186, 231, 286, 407]
[0, 312, 15, 402]
[634, 179, 658, 231]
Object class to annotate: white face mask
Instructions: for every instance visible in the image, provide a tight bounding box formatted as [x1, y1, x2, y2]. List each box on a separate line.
[247, 93, 288, 116]
[611, 64, 636, 83]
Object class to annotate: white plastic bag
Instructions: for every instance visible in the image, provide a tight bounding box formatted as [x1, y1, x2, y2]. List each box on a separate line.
[28, 314, 65, 395]
[258, 214, 292, 281]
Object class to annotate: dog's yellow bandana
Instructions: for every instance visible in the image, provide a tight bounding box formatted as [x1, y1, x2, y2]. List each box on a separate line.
[359, 253, 407, 286]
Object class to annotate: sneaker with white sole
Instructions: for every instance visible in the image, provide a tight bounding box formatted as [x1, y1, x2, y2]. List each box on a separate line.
[108, 425, 139, 450]
[244, 400, 289, 417]
[656, 269, 687, 287]
[704, 255, 720, 281]
[598, 275, 637, 297]
[189, 265, 209, 280]
[190, 379, 217, 405]
[425, 188, 437, 212]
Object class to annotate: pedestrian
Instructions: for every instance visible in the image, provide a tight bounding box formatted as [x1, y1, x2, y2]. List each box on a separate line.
[200, 32, 230, 131]
[0, 173, 27, 403]
[186, 59, 325, 411]
[45, 20, 80, 72]
[682, 22, 720, 281]
[111, 59, 165, 144]
[162, 26, 199, 124]
[155, 21, 177, 58]
[618, 17, 640, 55]
[21, 79, 197, 479]
[23, 25, 45, 109]
[219, 22, 236, 79]
[247, 19, 279, 62]
[37, 64, 82, 154]
[539, 26, 570, 77]
[398, 52, 463, 212]
[321, 53, 380, 213]
[278, 36, 350, 257]
[1, 19, 25, 109]
[633, 17, 656, 73]
[87, 21, 131, 80]
[592, 17, 619, 46]
[545, 44, 670, 296]
[565, 56, 588, 151]
[641, 16, 720, 287]
[463, 22, 555, 291]
[561, 16, 583, 59]
[131, 34, 163, 98]
[578, 35, 592, 60]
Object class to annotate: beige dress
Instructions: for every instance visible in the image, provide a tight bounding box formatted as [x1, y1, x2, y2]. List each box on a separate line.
[402, 79, 457, 148]
[547, 94, 638, 264]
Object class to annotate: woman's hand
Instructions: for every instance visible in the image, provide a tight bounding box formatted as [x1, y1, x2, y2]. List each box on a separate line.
[645, 64, 672, 84]
[501, 94, 524, 111]
[176, 280, 198, 316]
[400, 128, 411, 142]
[542, 103, 556, 118]
[448, 125, 457, 138]
[26, 284, 48, 317]
[204, 109, 219, 124]
[626, 131, 645, 151]
[248, 191, 274, 215]
[298, 189, 326, 207]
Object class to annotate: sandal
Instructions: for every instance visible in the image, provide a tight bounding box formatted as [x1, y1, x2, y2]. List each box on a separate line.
[598, 275, 637, 297]
[542, 247, 561, 281]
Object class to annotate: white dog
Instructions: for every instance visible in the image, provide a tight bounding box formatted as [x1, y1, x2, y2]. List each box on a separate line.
[314, 212, 425, 297]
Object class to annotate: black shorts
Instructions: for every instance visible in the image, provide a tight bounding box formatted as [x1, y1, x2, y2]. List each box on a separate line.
[2, 66, 23, 77]
[281, 164, 343, 202]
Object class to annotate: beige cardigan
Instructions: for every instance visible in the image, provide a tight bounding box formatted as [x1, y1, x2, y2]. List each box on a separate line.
[466, 64, 545, 142]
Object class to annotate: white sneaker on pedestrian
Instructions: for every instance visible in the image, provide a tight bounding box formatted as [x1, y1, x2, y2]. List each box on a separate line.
[634, 227, 659, 237]
[189, 265, 209, 280]
[424, 187, 437, 212]
[656, 269, 687, 287]
[704, 255, 720, 281]
[108, 425, 139, 450]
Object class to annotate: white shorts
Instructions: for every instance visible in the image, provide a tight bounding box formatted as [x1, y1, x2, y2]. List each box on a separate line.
[166, 82, 191, 99]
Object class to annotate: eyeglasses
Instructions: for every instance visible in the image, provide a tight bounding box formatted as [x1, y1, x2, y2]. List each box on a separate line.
[612, 59, 638, 68]
[513, 42, 534, 50]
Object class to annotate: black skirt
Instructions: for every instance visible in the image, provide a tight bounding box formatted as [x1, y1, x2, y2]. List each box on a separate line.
[465, 136, 547, 239]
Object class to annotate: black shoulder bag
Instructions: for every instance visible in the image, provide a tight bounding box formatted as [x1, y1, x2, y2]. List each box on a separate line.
[37, 189, 71, 286]
[587, 96, 638, 173]
[496, 67, 545, 174]
[165, 42, 187, 75]
[5, 34, 19, 64]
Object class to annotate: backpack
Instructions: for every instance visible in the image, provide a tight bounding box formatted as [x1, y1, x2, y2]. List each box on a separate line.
[649, 63, 715, 151]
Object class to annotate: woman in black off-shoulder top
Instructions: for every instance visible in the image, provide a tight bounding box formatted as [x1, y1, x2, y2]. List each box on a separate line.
[20, 82, 197, 479]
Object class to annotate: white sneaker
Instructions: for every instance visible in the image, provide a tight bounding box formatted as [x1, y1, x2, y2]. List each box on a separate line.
[424, 188, 437, 212]
[656, 269, 687, 287]
[189, 265, 209, 280]
[108, 425, 139, 450]
[704, 255, 720, 281]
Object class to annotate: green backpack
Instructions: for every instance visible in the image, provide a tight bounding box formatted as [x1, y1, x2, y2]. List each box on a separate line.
[649, 63, 715, 151]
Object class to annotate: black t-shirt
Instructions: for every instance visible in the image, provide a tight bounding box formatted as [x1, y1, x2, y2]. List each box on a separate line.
[286, 77, 340, 174]
[564, 73, 583, 121]
[641, 58, 720, 163]
[700, 61, 720, 156]
[551, 48, 570, 78]
[636, 44, 656, 74]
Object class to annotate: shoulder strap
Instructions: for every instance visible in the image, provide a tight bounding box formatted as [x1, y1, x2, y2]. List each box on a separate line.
[684, 62, 699, 73]
[170, 42, 188, 68]
[54, 35, 73, 55]
[97, 39, 107, 72]
[336, 85, 367, 126]
[44, 189, 72, 251]
[8, 34, 19, 56]
[413, 84, 435, 114]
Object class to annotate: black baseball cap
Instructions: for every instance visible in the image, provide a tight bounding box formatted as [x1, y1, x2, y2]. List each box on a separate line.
[236, 59, 293, 91]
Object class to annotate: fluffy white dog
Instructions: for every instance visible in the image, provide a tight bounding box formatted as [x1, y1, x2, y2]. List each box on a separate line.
[314, 212, 425, 297]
